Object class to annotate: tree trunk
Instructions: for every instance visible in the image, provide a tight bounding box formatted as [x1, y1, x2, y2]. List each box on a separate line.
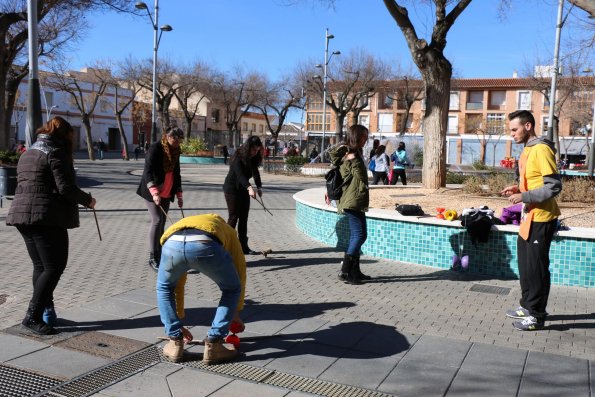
[116, 112, 129, 160]
[82, 115, 96, 160]
[0, 66, 8, 149]
[336, 113, 346, 142]
[421, 65, 450, 189]
[184, 116, 192, 139]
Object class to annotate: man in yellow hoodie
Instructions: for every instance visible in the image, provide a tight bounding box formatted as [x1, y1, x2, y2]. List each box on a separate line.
[501, 110, 561, 331]
[156, 214, 247, 364]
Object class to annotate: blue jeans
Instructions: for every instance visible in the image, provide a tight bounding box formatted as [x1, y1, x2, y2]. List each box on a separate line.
[344, 210, 367, 256]
[156, 230, 241, 339]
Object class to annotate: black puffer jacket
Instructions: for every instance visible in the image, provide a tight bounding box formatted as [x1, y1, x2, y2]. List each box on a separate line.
[6, 134, 92, 229]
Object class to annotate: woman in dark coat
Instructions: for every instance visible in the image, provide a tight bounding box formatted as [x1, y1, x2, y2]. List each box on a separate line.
[6, 117, 96, 335]
[137, 127, 184, 272]
[223, 136, 263, 255]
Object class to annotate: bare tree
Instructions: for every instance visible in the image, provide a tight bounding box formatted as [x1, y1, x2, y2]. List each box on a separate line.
[250, 73, 304, 147]
[110, 57, 146, 160]
[569, 0, 595, 16]
[137, 58, 179, 138]
[173, 60, 212, 139]
[300, 48, 390, 140]
[45, 65, 111, 160]
[0, 0, 134, 149]
[207, 68, 261, 147]
[467, 114, 506, 166]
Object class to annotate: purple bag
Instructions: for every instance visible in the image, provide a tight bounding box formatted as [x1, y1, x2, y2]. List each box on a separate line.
[500, 204, 522, 225]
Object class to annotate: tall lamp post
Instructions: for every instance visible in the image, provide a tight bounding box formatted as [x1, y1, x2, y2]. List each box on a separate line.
[316, 29, 340, 162]
[582, 69, 595, 177]
[135, 1, 172, 144]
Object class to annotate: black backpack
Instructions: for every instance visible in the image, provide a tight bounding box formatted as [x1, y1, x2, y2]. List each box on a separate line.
[325, 167, 351, 201]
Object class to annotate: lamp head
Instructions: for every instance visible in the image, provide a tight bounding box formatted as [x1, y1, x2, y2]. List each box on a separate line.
[333, 51, 341, 55]
[135, 2, 148, 10]
[313, 75, 321, 79]
[315, 64, 322, 68]
[160, 24, 173, 32]
[327, 34, 335, 39]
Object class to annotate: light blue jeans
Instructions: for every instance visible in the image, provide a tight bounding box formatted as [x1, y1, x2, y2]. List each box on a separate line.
[156, 230, 241, 340]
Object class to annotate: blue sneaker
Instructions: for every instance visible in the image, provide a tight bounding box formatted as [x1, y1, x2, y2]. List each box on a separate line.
[42, 306, 57, 326]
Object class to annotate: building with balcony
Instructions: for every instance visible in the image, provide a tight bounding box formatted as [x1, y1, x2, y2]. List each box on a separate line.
[304, 76, 595, 165]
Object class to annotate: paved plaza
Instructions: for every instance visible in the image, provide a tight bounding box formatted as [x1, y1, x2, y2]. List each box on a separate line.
[0, 158, 593, 397]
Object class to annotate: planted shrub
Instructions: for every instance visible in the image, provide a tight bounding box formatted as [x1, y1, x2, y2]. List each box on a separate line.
[285, 155, 308, 172]
[446, 172, 467, 184]
[559, 178, 595, 203]
[180, 138, 208, 155]
[0, 150, 21, 165]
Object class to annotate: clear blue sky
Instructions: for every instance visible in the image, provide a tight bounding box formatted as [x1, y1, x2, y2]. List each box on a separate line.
[73, 0, 592, 80]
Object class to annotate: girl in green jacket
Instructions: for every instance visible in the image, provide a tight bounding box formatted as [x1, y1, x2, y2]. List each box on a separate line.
[329, 124, 370, 284]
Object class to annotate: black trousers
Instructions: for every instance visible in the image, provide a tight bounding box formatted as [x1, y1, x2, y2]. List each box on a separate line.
[517, 219, 557, 321]
[224, 191, 251, 249]
[390, 169, 407, 185]
[17, 225, 69, 310]
[372, 171, 388, 185]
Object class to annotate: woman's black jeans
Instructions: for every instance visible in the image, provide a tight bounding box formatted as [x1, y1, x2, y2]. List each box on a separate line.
[224, 191, 251, 250]
[16, 225, 69, 310]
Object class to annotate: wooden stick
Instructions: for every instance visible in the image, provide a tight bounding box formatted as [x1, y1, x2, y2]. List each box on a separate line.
[89, 193, 102, 241]
[159, 204, 175, 224]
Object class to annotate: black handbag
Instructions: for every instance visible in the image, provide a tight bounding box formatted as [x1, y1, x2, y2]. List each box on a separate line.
[395, 204, 424, 216]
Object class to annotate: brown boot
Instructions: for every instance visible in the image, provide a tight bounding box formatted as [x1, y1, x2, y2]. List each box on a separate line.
[203, 338, 238, 365]
[163, 337, 184, 362]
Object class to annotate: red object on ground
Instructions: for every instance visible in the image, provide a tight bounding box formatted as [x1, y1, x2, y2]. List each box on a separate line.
[225, 334, 240, 347]
[230, 321, 245, 334]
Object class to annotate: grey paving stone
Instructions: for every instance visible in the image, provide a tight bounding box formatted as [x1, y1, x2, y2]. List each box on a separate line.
[353, 325, 419, 355]
[81, 296, 155, 318]
[163, 367, 233, 396]
[0, 333, 49, 362]
[398, 334, 472, 368]
[378, 360, 460, 397]
[98, 362, 180, 396]
[446, 343, 527, 397]
[319, 350, 399, 390]
[264, 341, 345, 378]
[518, 351, 590, 397]
[7, 345, 110, 379]
[208, 379, 289, 397]
[111, 289, 157, 306]
[99, 307, 164, 344]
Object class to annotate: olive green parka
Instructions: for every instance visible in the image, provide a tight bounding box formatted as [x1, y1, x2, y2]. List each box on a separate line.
[329, 145, 369, 214]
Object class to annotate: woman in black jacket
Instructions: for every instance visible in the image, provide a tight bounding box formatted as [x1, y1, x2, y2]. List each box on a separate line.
[6, 117, 96, 335]
[137, 128, 184, 271]
[223, 136, 263, 254]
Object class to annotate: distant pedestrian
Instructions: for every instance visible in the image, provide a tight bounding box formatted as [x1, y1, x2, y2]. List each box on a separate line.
[223, 135, 263, 255]
[6, 117, 97, 335]
[390, 142, 410, 185]
[98, 139, 105, 160]
[329, 124, 370, 284]
[137, 127, 184, 272]
[371, 145, 390, 185]
[156, 214, 246, 364]
[134, 146, 141, 161]
[222, 145, 229, 165]
[501, 110, 561, 331]
[309, 147, 319, 163]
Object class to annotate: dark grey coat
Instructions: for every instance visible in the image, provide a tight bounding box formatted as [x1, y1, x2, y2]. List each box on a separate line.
[6, 134, 92, 229]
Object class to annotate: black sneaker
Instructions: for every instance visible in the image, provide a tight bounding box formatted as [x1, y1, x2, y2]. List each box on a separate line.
[513, 316, 544, 331]
[505, 306, 530, 319]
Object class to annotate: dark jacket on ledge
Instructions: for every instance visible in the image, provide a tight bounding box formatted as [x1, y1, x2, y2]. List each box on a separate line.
[6, 134, 92, 229]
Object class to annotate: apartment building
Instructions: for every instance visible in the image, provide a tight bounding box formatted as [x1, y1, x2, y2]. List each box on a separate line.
[12, 68, 134, 152]
[305, 76, 594, 164]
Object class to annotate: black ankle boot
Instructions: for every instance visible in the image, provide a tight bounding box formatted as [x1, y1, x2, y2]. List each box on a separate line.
[148, 252, 159, 272]
[22, 304, 58, 335]
[353, 255, 372, 280]
[338, 254, 364, 285]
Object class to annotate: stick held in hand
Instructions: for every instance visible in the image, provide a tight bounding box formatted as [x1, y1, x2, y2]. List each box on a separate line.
[89, 193, 102, 241]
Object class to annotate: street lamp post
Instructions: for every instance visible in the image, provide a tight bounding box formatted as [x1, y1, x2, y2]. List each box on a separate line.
[582, 69, 595, 177]
[318, 29, 340, 162]
[135, 1, 172, 144]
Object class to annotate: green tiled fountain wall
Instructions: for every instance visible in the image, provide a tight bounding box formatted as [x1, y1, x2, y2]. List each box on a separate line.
[295, 202, 594, 287]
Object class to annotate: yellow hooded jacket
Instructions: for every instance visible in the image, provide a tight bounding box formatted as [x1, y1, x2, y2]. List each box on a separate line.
[160, 214, 247, 317]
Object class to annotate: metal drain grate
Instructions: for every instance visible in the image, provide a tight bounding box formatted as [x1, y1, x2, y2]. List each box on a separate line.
[37, 346, 160, 397]
[0, 364, 61, 397]
[176, 349, 396, 397]
[469, 284, 511, 295]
